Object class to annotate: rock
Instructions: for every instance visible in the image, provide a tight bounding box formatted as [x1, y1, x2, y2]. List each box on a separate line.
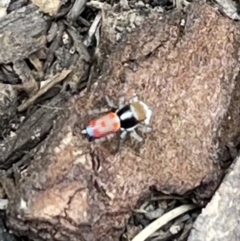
[188, 155, 240, 241]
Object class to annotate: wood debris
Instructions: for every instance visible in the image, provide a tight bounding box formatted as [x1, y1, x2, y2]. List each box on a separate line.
[17, 69, 71, 111]
[0, 4, 49, 64]
[0, 0, 11, 18]
[31, 0, 65, 16]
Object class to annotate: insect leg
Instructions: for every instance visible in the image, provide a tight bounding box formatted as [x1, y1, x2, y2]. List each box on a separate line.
[144, 108, 153, 125]
[105, 96, 118, 109]
[114, 130, 127, 154]
[94, 136, 108, 143]
[120, 130, 127, 141]
[106, 133, 115, 141]
[138, 125, 152, 133]
[88, 133, 115, 144]
[130, 130, 143, 142]
[86, 107, 110, 116]
[118, 96, 125, 109]
[129, 93, 138, 103]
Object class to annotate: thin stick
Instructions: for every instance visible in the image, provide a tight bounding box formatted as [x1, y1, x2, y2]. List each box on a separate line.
[17, 69, 72, 112]
[67, 0, 87, 20]
[84, 12, 102, 47]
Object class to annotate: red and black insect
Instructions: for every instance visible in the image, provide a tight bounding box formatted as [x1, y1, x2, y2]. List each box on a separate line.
[82, 94, 153, 144]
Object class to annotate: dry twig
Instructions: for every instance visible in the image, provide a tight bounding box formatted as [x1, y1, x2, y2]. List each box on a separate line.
[17, 69, 72, 112]
[84, 12, 102, 47]
[131, 204, 197, 241]
[67, 0, 87, 20]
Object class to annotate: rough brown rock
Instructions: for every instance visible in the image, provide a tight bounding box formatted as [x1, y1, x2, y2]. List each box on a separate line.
[6, 2, 240, 241]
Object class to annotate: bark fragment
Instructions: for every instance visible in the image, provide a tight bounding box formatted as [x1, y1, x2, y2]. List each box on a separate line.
[0, 83, 17, 138]
[0, 4, 49, 64]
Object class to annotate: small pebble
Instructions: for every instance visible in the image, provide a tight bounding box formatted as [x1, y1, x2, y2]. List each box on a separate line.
[169, 225, 181, 235]
[154, 6, 164, 13]
[135, 1, 145, 7]
[134, 15, 144, 26]
[116, 32, 123, 42]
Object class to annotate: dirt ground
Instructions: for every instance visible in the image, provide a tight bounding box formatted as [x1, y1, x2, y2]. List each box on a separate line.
[1, 0, 240, 240]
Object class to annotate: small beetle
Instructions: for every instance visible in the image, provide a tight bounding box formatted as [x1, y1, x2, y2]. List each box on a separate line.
[81, 94, 152, 145]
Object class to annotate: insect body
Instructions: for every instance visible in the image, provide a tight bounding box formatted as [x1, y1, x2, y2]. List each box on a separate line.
[82, 94, 152, 144]
[83, 112, 120, 138]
